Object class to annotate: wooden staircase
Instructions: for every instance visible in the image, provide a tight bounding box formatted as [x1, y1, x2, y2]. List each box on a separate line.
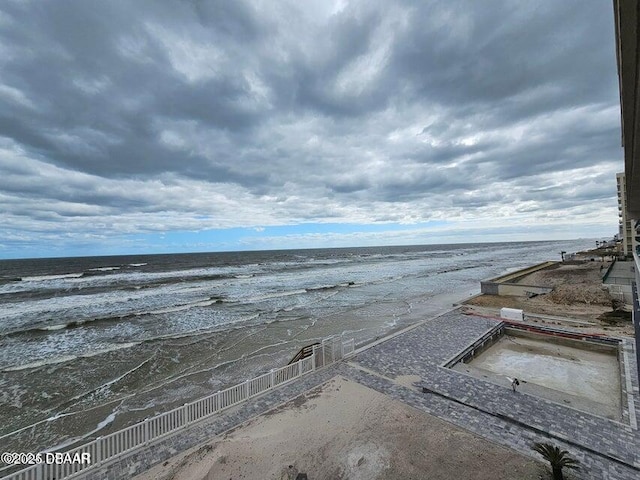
[288, 342, 320, 365]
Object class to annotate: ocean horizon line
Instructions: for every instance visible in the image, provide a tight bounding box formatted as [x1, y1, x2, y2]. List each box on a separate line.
[0, 237, 596, 263]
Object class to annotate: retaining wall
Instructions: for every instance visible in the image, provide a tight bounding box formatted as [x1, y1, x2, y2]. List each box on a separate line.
[480, 261, 557, 297]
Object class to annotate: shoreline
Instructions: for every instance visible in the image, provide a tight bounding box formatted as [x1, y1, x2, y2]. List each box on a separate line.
[5, 253, 637, 479]
[0, 286, 480, 456]
[119, 306, 640, 480]
[1, 241, 600, 474]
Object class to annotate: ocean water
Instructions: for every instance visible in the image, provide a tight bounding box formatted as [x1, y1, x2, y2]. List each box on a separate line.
[0, 240, 593, 453]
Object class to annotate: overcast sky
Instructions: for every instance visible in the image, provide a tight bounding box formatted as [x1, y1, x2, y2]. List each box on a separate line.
[0, 0, 622, 258]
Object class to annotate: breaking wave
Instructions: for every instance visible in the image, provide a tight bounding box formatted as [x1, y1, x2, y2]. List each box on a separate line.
[2, 343, 140, 372]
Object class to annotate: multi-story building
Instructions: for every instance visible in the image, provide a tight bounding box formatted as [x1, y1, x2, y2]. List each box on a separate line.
[613, 0, 640, 367]
[614, 2, 640, 221]
[616, 172, 634, 256]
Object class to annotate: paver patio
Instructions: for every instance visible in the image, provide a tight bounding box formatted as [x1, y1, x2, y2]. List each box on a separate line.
[76, 309, 640, 480]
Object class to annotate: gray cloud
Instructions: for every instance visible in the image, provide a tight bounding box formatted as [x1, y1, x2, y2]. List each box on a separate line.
[0, 0, 622, 255]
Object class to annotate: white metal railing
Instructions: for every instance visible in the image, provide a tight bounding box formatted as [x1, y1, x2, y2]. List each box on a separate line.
[342, 338, 356, 357]
[1, 336, 355, 480]
[311, 335, 355, 368]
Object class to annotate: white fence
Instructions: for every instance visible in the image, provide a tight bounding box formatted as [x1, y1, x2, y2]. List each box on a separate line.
[1, 336, 356, 480]
[311, 336, 355, 368]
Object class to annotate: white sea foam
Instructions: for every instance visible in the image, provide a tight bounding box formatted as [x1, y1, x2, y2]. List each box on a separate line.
[96, 411, 117, 430]
[45, 411, 118, 452]
[0, 239, 599, 457]
[38, 323, 70, 331]
[143, 298, 219, 315]
[241, 289, 307, 303]
[63, 356, 154, 407]
[136, 338, 291, 395]
[128, 263, 147, 267]
[0, 280, 210, 324]
[3, 355, 79, 371]
[87, 266, 121, 272]
[139, 313, 261, 343]
[2, 342, 140, 372]
[22, 273, 84, 281]
[0, 412, 74, 441]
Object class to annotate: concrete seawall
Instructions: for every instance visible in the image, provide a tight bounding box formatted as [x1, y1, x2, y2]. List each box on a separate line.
[480, 261, 556, 296]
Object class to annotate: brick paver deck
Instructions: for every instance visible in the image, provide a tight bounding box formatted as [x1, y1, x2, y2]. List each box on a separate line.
[78, 309, 640, 480]
[346, 310, 640, 480]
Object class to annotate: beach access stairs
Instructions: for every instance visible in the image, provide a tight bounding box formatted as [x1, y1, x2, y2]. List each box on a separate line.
[288, 342, 320, 364]
[0, 335, 356, 480]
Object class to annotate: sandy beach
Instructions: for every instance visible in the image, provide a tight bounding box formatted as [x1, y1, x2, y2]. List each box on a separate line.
[135, 376, 542, 480]
[464, 259, 635, 336]
[5, 241, 581, 454]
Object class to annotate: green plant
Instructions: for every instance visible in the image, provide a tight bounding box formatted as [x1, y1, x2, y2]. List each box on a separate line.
[532, 442, 579, 480]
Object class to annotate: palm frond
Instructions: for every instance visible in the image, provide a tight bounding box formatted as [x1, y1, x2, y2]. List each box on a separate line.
[532, 442, 579, 470]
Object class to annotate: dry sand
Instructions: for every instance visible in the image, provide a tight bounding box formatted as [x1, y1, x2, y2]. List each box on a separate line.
[135, 376, 543, 480]
[464, 260, 634, 336]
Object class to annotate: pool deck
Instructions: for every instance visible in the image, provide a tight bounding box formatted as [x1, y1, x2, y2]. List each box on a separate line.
[84, 309, 640, 480]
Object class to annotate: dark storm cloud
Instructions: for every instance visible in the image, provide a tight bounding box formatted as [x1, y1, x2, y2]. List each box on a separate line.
[0, 0, 622, 252]
[0, 0, 270, 176]
[391, 2, 616, 108]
